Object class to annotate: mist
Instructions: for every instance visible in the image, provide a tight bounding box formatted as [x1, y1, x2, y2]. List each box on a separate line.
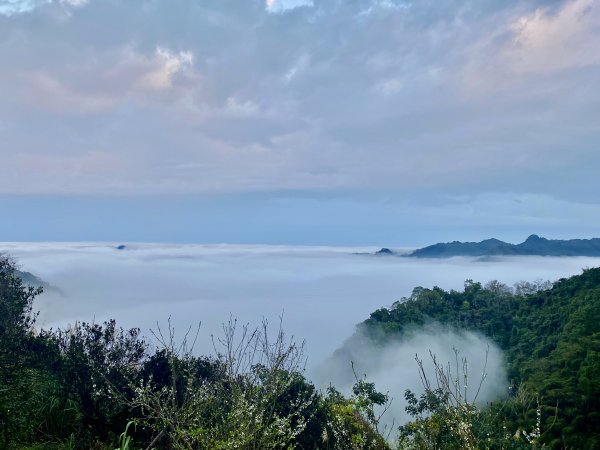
[3, 241, 599, 378]
[314, 323, 507, 434]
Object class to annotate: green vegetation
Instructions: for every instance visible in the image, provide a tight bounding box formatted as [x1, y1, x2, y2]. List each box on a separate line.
[2, 252, 599, 448]
[363, 269, 600, 448]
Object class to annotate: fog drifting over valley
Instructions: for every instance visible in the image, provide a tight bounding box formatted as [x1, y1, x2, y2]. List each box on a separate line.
[4, 242, 600, 426]
[316, 324, 508, 431]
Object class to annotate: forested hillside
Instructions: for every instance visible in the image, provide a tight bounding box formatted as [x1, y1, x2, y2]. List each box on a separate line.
[362, 269, 600, 449]
[406, 235, 600, 257]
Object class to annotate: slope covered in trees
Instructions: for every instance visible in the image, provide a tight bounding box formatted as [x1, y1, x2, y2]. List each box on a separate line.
[409, 234, 600, 257]
[374, 235, 600, 257]
[362, 269, 600, 448]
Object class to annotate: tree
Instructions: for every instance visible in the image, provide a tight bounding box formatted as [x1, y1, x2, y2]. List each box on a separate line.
[0, 255, 44, 445]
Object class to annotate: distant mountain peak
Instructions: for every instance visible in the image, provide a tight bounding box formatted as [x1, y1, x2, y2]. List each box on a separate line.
[404, 235, 600, 258]
[525, 234, 544, 242]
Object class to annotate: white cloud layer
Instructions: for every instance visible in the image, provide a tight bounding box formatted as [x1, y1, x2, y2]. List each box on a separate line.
[6, 241, 600, 364]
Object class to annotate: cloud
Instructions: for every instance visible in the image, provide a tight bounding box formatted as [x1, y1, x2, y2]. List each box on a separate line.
[137, 47, 194, 90]
[223, 96, 262, 117]
[0, 0, 87, 15]
[266, 0, 313, 14]
[462, 0, 600, 91]
[60, 0, 87, 7]
[0, 0, 47, 15]
[4, 45, 198, 114]
[313, 324, 507, 430]
[376, 77, 403, 95]
[505, 0, 600, 73]
[0, 0, 598, 206]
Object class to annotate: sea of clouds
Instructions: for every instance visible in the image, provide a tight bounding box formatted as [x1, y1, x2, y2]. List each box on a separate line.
[3, 242, 600, 427]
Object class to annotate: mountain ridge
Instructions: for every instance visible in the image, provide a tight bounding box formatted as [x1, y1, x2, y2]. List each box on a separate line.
[376, 235, 600, 257]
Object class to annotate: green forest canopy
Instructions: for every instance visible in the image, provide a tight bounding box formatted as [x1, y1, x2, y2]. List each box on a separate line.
[361, 269, 600, 449]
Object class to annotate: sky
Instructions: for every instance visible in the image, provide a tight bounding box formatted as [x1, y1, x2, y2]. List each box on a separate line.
[1, 0, 599, 244]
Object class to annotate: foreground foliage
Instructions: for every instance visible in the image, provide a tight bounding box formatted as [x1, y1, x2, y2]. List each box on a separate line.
[2, 253, 599, 448]
[0, 255, 389, 449]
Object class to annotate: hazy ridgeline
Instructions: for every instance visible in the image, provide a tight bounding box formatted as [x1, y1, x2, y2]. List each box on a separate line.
[4, 242, 600, 431]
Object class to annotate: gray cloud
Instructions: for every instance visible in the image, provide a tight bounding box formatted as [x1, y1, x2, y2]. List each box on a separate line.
[0, 0, 598, 203]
